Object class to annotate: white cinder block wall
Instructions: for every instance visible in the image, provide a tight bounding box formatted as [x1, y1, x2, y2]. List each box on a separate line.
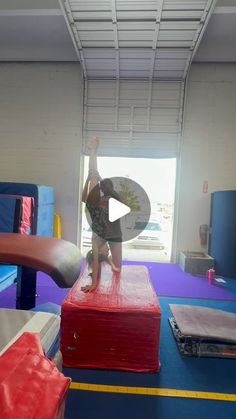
[1, 62, 236, 256]
[176, 63, 236, 257]
[0, 63, 83, 244]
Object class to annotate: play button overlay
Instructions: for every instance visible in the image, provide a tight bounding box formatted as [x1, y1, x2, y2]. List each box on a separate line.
[109, 198, 131, 222]
[85, 177, 151, 243]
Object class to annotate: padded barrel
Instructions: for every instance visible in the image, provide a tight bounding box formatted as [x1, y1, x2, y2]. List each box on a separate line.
[0, 233, 81, 288]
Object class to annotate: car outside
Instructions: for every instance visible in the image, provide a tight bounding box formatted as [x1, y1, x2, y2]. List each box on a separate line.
[82, 225, 92, 247]
[129, 221, 165, 249]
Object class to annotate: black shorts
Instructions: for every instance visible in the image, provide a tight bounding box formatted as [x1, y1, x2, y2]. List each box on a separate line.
[107, 237, 122, 244]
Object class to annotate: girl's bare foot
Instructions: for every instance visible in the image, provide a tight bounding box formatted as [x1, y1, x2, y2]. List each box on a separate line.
[111, 262, 121, 273]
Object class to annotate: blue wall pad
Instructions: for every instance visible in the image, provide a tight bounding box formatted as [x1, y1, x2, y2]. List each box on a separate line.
[0, 197, 20, 233]
[210, 190, 236, 278]
[0, 195, 32, 235]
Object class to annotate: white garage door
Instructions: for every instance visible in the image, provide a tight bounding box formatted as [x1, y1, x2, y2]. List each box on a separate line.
[83, 79, 184, 158]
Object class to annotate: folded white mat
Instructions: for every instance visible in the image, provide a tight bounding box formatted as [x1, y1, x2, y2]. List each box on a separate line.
[0, 308, 60, 356]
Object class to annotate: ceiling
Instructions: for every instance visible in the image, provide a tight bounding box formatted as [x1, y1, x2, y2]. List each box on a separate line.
[0, 0, 236, 80]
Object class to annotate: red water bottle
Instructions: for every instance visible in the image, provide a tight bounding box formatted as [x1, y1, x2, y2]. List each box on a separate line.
[207, 268, 215, 285]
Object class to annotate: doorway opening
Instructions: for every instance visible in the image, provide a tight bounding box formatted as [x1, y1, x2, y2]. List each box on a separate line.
[81, 156, 176, 263]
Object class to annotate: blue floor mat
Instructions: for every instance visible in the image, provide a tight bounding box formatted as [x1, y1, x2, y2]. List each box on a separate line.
[64, 297, 236, 419]
[65, 389, 236, 419]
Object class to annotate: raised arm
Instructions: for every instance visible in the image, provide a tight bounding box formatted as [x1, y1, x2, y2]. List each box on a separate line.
[81, 176, 90, 203]
[86, 137, 101, 205]
[81, 137, 101, 204]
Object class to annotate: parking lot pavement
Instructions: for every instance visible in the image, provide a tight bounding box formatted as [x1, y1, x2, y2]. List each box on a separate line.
[82, 243, 170, 263]
[122, 244, 169, 262]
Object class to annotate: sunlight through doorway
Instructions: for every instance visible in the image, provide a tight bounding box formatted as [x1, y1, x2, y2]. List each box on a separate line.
[81, 156, 176, 263]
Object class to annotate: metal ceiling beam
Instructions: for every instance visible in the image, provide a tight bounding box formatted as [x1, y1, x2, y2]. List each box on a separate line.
[148, 1, 165, 130]
[61, 0, 217, 82]
[59, 0, 87, 78]
[183, 0, 218, 79]
[149, 0, 164, 80]
[111, 0, 120, 79]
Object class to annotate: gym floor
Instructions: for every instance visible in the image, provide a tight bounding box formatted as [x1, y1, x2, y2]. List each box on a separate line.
[64, 296, 236, 419]
[0, 263, 235, 419]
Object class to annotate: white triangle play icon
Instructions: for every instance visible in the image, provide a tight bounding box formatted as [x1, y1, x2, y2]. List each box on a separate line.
[108, 198, 131, 222]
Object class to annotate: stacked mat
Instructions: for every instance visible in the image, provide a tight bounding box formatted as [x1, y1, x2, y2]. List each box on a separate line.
[0, 192, 33, 292]
[0, 308, 61, 365]
[61, 265, 161, 372]
[0, 194, 33, 235]
[169, 304, 236, 358]
[0, 182, 54, 236]
[0, 183, 54, 293]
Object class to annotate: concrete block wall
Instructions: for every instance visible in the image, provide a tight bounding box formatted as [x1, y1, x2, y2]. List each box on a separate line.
[1, 61, 236, 256]
[0, 63, 83, 244]
[176, 62, 236, 257]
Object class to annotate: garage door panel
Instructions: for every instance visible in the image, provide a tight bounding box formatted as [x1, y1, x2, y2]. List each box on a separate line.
[84, 80, 184, 157]
[64, 0, 217, 81]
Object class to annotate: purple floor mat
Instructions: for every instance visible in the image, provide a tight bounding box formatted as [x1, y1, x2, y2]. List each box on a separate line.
[122, 261, 236, 301]
[0, 272, 70, 309]
[0, 262, 235, 309]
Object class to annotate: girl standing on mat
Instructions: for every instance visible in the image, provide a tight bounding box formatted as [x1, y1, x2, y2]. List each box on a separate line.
[81, 137, 122, 293]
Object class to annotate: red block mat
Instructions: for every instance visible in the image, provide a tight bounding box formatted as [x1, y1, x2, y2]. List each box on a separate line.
[0, 332, 71, 419]
[61, 265, 161, 372]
